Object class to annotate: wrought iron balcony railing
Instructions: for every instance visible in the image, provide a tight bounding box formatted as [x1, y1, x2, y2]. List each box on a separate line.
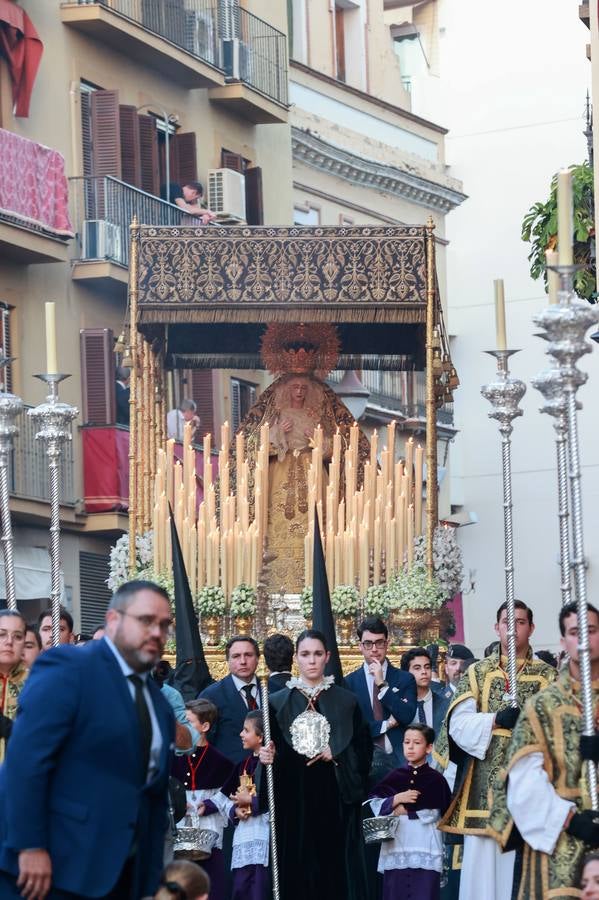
[10, 405, 75, 505]
[331, 370, 455, 426]
[70, 176, 189, 267]
[69, 0, 288, 106]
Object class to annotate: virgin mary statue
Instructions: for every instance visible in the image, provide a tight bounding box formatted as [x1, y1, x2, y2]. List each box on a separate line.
[232, 323, 369, 594]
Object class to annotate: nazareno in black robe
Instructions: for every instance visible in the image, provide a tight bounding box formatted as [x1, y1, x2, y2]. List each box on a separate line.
[268, 684, 373, 900]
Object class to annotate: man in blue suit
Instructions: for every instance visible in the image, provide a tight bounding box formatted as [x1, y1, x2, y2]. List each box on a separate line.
[0, 580, 175, 900]
[400, 646, 453, 735]
[345, 616, 417, 787]
[199, 635, 261, 765]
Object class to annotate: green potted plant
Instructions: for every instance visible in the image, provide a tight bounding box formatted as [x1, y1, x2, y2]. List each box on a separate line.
[522, 162, 595, 301]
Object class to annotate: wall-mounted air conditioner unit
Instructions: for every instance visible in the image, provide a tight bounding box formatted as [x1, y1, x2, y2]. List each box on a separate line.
[222, 37, 251, 82]
[208, 169, 246, 222]
[185, 10, 217, 65]
[82, 220, 122, 262]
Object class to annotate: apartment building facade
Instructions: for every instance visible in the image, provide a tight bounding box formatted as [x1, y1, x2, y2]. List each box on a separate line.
[0, 0, 292, 628]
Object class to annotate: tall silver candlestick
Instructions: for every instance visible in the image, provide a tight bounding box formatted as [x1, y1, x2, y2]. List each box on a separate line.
[28, 375, 78, 647]
[481, 350, 526, 706]
[533, 264, 599, 807]
[0, 357, 22, 610]
[259, 669, 280, 900]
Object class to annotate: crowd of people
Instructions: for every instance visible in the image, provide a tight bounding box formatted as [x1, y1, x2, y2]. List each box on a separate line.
[0, 582, 598, 900]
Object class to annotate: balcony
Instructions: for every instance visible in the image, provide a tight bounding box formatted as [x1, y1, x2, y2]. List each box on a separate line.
[10, 406, 75, 506]
[0, 129, 73, 264]
[61, 0, 226, 88]
[69, 176, 189, 290]
[208, 7, 289, 124]
[356, 370, 455, 429]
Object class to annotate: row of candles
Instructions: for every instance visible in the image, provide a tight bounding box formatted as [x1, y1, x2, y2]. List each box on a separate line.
[150, 415, 425, 596]
[494, 169, 572, 348]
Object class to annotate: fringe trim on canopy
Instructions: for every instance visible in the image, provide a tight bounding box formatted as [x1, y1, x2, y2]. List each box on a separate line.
[137, 305, 427, 325]
[166, 353, 418, 371]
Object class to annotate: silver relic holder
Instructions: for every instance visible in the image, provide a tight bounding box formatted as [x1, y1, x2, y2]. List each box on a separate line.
[0, 356, 22, 610]
[533, 263, 599, 807]
[481, 349, 526, 706]
[259, 669, 280, 900]
[28, 374, 78, 648]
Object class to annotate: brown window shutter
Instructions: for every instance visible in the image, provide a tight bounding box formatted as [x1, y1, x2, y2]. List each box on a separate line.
[80, 328, 116, 425]
[245, 166, 263, 225]
[80, 89, 93, 179]
[90, 90, 121, 179]
[119, 105, 142, 189]
[173, 132, 198, 186]
[138, 114, 160, 197]
[0, 306, 13, 392]
[220, 150, 245, 173]
[190, 370, 214, 440]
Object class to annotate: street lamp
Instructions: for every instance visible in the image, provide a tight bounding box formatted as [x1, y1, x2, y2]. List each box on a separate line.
[333, 370, 370, 420]
[135, 105, 178, 204]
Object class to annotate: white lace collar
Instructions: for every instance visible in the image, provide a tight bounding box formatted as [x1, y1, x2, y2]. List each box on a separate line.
[286, 674, 335, 698]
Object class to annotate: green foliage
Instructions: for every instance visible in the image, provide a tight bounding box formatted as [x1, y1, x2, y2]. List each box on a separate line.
[521, 163, 596, 301]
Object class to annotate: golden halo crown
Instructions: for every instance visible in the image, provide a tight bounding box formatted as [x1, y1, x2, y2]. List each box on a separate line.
[260, 323, 340, 378]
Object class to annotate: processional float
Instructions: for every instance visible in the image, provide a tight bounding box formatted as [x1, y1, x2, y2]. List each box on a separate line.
[482, 169, 599, 806]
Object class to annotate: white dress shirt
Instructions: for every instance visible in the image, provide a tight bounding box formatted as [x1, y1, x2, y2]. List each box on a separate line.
[411, 689, 433, 728]
[104, 636, 163, 782]
[231, 673, 261, 708]
[363, 660, 393, 754]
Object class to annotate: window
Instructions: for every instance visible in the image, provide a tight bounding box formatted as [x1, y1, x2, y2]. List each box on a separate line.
[79, 551, 111, 633]
[220, 149, 263, 225]
[231, 378, 257, 432]
[293, 204, 320, 226]
[334, 4, 346, 82]
[80, 328, 116, 426]
[0, 304, 14, 392]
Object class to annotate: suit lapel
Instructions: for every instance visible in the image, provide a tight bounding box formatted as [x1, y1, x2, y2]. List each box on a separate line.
[97, 639, 139, 763]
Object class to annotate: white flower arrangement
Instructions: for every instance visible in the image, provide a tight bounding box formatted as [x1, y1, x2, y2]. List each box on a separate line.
[364, 584, 392, 618]
[300, 586, 313, 618]
[136, 567, 175, 602]
[413, 527, 464, 600]
[108, 531, 154, 592]
[389, 565, 445, 612]
[196, 585, 226, 617]
[330, 584, 360, 617]
[230, 584, 257, 617]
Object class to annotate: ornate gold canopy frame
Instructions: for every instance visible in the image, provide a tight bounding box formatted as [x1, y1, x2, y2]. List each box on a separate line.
[126, 218, 455, 579]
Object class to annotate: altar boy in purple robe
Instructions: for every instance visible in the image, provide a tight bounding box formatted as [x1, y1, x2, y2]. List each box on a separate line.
[369, 723, 452, 900]
[212, 710, 270, 900]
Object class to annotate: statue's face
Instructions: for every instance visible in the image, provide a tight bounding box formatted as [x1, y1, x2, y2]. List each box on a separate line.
[289, 379, 308, 404]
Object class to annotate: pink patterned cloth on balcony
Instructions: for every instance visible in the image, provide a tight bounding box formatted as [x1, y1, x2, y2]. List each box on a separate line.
[0, 127, 73, 236]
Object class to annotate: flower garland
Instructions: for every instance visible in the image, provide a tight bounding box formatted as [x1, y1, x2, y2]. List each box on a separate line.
[413, 527, 464, 600]
[230, 583, 257, 617]
[300, 586, 313, 619]
[108, 531, 154, 592]
[330, 584, 360, 617]
[388, 565, 445, 612]
[196, 585, 226, 617]
[364, 583, 392, 618]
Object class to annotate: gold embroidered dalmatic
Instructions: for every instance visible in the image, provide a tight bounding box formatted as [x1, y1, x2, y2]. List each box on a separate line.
[435, 651, 556, 837]
[494, 670, 599, 900]
[0, 661, 28, 763]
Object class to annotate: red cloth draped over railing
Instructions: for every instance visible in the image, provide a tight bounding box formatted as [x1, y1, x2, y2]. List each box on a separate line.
[0, 0, 42, 118]
[0, 127, 73, 235]
[82, 427, 216, 514]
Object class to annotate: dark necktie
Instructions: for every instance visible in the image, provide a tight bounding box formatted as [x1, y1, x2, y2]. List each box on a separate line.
[241, 683, 258, 710]
[129, 674, 152, 781]
[416, 699, 427, 725]
[372, 679, 386, 749]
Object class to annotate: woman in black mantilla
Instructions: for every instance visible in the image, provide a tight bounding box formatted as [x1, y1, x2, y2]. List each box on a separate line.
[268, 629, 372, 900]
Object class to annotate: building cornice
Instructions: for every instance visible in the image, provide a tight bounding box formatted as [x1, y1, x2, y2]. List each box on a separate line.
[290, 60, 448, 135]
[292, 127, 467, 214]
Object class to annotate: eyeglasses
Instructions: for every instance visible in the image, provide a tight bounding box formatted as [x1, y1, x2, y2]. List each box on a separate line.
[360, 639, 387, 650]
[117, 611, 173, 634]
[0, 629, 25, 643]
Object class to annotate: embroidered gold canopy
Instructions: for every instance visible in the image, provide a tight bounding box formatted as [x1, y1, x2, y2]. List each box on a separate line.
[132, 222, 439, 371]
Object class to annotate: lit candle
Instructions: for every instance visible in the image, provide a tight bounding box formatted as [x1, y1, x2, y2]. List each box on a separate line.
[494, 279, 507, 351]
[44, 302, 58, 375]
[557, 169, 573, 266]
[546, 249, 559, 305]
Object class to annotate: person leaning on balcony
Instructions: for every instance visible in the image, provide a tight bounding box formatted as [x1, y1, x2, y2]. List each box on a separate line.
[115, 365, 130, 426]
[167, 399, 201, 443]
[169, 181, 217, 225]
